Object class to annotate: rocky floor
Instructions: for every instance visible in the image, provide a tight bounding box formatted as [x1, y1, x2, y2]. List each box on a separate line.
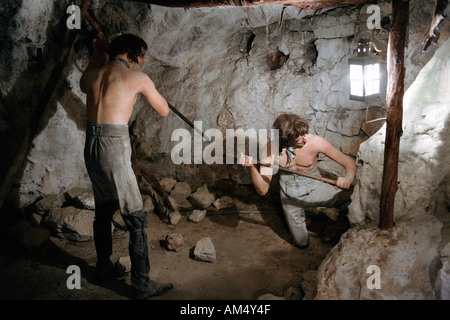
[0, 199, 340, 300]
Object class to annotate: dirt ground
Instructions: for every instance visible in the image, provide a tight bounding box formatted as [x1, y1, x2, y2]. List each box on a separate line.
[0, 197, 339, 301]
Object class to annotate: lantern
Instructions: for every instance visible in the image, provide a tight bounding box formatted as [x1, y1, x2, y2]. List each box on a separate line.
[348, 38, 381, 102]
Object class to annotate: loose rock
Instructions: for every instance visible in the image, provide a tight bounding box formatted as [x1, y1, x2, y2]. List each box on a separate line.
[188, 209, 206, 223]
[170, 182, 192, 199]
[213, 196, 234, 210]
[74, 192, 95, 210]
[35, 194, 64, 212]
[159, 177, 177, 193]
[165, 233, 184, 252]
[142, 195, 155, 213]
[193, 237, 216, 262]
[169, 211, 182, 225]
[189, 184, 215, 209]
[44, 206, 96, 242]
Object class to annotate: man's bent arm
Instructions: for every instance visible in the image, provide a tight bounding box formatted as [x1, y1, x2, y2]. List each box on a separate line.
[240, 143, 274, 196]
[139, 75, 169, 116]
[319, 137, 356, 187]
[249, 166, 272, 196]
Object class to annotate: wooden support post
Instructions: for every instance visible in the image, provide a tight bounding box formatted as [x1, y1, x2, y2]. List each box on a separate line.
[379, 0, 409, 229]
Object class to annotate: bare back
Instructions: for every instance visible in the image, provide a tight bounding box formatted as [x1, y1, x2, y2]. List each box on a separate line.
[81, 61, 169, 125]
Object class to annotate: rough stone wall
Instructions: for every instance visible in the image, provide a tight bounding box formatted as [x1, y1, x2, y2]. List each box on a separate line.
[316, 38, 449, 300]
[1, 0, 447, 209]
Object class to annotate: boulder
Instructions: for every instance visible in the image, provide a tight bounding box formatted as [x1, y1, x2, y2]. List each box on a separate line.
[44, 206, 96, 242]
[315, 217, 442, 300]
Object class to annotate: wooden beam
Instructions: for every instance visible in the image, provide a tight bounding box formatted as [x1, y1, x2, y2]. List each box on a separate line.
[128, 0, 377, 9]
[379, 0, 409, 230]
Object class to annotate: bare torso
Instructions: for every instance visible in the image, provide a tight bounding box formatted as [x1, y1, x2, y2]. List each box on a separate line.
[83, 61, 142, 125]
[278, 134, 319, 173]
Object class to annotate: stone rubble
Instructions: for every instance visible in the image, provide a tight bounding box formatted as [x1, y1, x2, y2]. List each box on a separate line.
[169, 211, 182, 225]
[165, 233, 185, 252]
[189, 184, 215, 209]
[213, 196, 234, 210]
[43, 206, 96, 242]
[188, 209, 207, 223]
[159, 177, 177, 193]
[193, 237, 216, 263]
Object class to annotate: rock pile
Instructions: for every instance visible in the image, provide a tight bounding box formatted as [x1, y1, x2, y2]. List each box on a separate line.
[20, 177, 256, 252]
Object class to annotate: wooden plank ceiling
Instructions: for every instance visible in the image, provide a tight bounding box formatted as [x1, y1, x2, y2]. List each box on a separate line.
[127, 0, 379, 9]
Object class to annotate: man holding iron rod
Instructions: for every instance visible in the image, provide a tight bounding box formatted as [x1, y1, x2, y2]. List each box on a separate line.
[80, 33, 173, 300]
[240, 113, 356, 249]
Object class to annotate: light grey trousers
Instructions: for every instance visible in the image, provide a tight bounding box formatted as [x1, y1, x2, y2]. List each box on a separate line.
[84, 122, 143, 215]
[279, 169, 347, 247]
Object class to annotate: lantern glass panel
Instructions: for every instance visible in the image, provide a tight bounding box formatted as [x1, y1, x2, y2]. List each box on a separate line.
[364, 63, 380, 96]
[349, 64, 363, 96]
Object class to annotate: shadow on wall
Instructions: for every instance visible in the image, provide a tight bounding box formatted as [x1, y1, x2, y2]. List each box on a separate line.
[0, 2, 96, 226]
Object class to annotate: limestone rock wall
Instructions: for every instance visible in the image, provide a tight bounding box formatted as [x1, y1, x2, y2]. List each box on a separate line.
[316, 39, 449, 300]
[349, 38, 450, 227]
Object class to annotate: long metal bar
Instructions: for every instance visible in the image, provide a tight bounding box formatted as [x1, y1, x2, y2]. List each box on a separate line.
[169, 103, 211, 141]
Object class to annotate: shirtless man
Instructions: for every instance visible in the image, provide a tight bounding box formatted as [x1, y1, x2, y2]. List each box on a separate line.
[80, 34, 172, 299]
[240, 113, 355, 248]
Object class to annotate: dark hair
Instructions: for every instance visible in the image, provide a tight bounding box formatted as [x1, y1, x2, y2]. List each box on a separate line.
[273, 113, 309, 149]
[108, 34, 148, 63]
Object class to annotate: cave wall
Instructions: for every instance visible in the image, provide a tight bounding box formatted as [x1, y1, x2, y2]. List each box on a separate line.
[0, 0, 447, 210]
[316, 39, 449, 299]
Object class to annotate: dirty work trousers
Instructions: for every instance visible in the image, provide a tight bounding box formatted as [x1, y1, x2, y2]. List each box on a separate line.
[279, 169, 349, 247]
[84, 122, 149, 297]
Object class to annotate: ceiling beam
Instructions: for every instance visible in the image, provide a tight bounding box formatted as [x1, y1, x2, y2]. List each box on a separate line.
[127, 0, 377, 10]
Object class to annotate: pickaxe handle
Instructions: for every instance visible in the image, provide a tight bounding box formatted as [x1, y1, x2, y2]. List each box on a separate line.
[258, 161, 338, 186]
[237, 154, 338, 186]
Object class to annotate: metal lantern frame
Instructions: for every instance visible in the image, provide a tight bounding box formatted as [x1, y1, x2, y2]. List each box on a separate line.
[348, 39, 383, 102]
